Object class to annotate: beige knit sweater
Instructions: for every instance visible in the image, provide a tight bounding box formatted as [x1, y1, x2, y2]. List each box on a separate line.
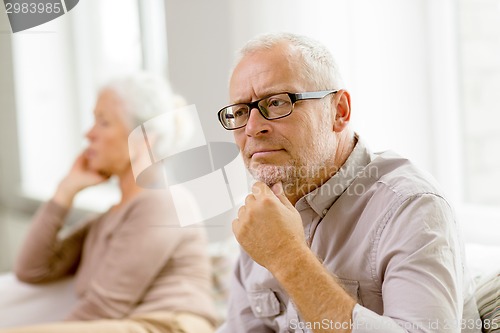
[14, 189, 217, 325]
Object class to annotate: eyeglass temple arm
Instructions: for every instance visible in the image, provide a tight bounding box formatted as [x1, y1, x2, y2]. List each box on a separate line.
[293, 90, 338, 101]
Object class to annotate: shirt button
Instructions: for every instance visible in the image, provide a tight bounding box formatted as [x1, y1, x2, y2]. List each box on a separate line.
[255, 305, 262, 313]
[322, 209, 328, 216]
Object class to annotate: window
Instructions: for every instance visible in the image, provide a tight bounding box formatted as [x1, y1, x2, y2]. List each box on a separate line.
[10, 0, 167, 211]
[458, 0, 500, 206]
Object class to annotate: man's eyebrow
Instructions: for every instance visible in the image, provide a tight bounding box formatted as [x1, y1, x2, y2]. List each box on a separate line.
[232, 89, 294, 104]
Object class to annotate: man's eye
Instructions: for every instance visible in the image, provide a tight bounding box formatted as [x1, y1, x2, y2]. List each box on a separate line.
[234, 108, 248, 118]
[268, 98, 287, 108]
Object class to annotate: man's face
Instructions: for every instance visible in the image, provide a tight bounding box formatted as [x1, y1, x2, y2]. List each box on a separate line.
[229, 45, 337, 190]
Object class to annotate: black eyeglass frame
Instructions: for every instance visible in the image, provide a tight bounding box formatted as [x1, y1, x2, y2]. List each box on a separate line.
[217, 90, 339, 130]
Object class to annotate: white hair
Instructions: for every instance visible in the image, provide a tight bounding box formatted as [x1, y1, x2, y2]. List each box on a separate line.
[236, 32, 344, 90]
[104, 71, 193, 159]
[104, 71, 176, 128]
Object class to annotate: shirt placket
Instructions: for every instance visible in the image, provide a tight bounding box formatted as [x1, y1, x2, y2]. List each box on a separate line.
[298, 206, 318, 248]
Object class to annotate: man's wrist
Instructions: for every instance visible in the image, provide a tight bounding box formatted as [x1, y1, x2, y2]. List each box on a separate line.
[269, 243, 316, 281]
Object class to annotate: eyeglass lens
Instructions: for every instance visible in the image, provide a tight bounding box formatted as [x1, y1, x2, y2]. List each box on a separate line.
[221, 93, 292, 129]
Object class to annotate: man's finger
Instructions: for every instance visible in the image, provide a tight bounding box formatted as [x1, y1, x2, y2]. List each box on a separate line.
[271, 182, 294, 208]
[251, 181, 274, 198]
[244, 193, 255, 206]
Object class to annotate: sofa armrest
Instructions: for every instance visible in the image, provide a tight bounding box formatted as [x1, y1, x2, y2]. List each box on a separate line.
[0, 272, 77, 328]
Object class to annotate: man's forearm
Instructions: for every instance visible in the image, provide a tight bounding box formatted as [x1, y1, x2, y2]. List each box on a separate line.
[270, 244, 357, 333]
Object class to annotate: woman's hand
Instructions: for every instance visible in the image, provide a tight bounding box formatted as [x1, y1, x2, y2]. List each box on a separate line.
[53, 151, 110, 208]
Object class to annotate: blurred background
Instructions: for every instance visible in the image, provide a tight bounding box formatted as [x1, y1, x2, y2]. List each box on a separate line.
[0, 0, 499, 272]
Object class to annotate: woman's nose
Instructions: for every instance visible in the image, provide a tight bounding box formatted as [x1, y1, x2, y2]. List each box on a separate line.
[85, 125, 96, 141]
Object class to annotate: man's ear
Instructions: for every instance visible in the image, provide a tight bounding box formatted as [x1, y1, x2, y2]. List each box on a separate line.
[331, 90, 351, 132]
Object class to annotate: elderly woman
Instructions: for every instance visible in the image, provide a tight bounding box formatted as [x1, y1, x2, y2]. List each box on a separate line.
[3, 73, 217, 333]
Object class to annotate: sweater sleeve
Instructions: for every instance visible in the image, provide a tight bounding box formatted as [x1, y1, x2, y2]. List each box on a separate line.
[65, 191, 189, 320]
[14, 201, 90, 283]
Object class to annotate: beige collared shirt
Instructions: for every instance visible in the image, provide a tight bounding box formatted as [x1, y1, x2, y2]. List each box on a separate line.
[218, 137, 480, 333]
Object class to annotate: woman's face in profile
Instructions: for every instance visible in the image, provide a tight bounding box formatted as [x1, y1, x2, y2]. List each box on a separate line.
[85, 89, 131, 177]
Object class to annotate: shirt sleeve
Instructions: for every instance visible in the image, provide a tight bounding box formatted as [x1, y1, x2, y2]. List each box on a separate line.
[351, 193, 467, 333]
[216, 256, 275, 333]
[14, 201, 89, 283]
[65, 193, 188, 320]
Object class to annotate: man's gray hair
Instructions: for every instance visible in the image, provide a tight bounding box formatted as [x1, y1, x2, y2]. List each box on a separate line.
[237, 32, 344, 90]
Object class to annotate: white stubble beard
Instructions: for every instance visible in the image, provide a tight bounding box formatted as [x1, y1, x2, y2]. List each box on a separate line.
[246, 123, 335, 191]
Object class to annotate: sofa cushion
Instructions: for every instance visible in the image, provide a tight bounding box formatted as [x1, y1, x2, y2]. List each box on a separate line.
[475, 271, 500, 333]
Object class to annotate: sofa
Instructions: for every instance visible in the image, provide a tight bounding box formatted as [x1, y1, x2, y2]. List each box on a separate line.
[0, 242, 498, 329]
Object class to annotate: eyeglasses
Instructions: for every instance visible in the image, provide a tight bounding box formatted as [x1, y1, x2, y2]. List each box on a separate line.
[217, 90, 338, 130]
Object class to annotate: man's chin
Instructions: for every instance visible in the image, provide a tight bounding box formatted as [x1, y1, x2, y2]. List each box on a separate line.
[249, 164, 292, 187]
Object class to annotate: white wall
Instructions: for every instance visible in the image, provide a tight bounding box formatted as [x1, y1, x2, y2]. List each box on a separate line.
[164, 0, 234, 144]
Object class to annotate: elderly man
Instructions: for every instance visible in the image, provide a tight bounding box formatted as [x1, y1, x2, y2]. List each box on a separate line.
[216, 33, 480, 333]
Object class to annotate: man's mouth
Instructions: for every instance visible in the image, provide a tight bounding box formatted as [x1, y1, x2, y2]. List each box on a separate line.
[250, 149, 284, 158]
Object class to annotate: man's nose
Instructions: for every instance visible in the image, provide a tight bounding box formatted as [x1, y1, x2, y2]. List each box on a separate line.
[245, 107, 271, 136]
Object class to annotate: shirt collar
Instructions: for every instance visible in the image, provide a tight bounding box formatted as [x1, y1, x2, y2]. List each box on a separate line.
[295, 134, 373, 217]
